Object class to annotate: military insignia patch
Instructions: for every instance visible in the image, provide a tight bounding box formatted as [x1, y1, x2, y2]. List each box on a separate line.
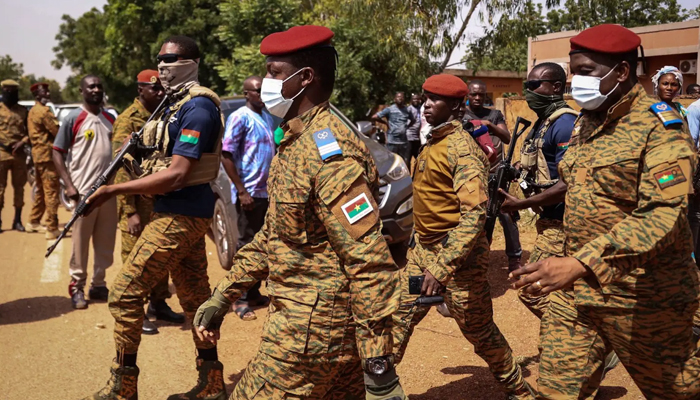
[341, 193, 374, 224]
[313, 128, 342, 161]
[84, 129, 95, 140]
[150, 76, 157, 83]
[418, 159, 426, 172]
[650, 102, 683, 127]
[654, 165, 686, 189]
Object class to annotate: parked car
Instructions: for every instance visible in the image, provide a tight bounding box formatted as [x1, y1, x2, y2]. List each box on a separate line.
[208, 99, 413, 270]
[18, 100, 57, 116]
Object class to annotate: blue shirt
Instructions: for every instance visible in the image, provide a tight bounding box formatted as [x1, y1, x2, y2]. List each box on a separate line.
[687, 99, 700, 148]
[153, 96, 221, 219]
[539, 112, 575, 221]
[222, 106, 275, 203]
[377, 104, 416, 144]
[406, 105, 421, 141]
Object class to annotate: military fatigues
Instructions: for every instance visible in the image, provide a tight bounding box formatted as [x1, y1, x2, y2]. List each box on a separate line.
[111, 98, 170, 301]
[216, 103, 399, 399]
[0, 102, 28, 214]
[392, 120, 532, 397]
[538, 84, 700, 399]
[27, 102, 60, 231]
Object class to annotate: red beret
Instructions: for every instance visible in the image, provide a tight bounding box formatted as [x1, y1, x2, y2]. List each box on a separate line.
[570, 24, 641, 55]
[422, 74, 468, 98]
[137, 69, 160, 84]
[260, 25, 334, 56]
[30, 82, 49, 93]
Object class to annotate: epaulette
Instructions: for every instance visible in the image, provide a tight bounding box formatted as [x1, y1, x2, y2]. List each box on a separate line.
[650, 102, 683, 128]
[312, 128, 342, 161]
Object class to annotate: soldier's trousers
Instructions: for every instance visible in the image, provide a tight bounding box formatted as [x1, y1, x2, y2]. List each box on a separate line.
[538, 290, 700, 399]
[109, 213, 213, 353]
[28, 161, 59, 231]
[0, 156, 26, 211]
[518, 218, 565, 319]
[120, 228, 172, 303]
[392, 237, 528, 394]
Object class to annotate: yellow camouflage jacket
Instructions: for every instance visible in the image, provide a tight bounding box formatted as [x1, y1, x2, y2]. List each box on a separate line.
[27, 102, 59, 163]
[112, 98, 154, 230]
[216, 102, 399, 364]
[412, 120, 490, 284]
[0, 102, 28, 161]
[560, 84, 699, 308]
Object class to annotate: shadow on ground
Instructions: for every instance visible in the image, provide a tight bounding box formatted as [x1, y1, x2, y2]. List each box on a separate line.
[0, 296, 74, 325]
[409, 365, 507, 400]
[595, 386, 628, 400]
[226, 370, 246, 394]
[489, 250, 531, 299]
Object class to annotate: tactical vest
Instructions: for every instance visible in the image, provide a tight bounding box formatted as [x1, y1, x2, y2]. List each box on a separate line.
[520, 108, 579, 186]
[128, 85, 224, 186]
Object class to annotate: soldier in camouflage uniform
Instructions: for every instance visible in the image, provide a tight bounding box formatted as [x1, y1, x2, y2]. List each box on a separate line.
[26, 82, 61, 238]
[111, 70, 184, 336]
[194, 26, 406, 400]
[391, 73, 534, 400]
[83, 36, 225, 400]
[0, 79, 28, 232]
[512, 24, 700, 399]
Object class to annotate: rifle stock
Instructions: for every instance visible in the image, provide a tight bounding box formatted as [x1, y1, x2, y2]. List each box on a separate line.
[45, 96, 169, 258]
[484, 117, 532, 243]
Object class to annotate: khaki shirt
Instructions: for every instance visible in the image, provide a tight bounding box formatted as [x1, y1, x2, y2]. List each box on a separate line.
[560, 84, 699, 308]
[27, 102, 59, 163]
[112, 98, 154, 230]
[216, 103, 399, 370]
[412, 119, 490, 284]
[0, 102, 28, 161]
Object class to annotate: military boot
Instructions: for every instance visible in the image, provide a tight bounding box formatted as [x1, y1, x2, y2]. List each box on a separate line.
[167, 358, 226, 400]
[506, 380, 536, 400]
[84, 361, 139, 400]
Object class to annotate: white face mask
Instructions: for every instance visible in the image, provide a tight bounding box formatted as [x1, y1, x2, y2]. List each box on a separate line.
[571, 64, 620, 110]
[261, 68, 306, 119]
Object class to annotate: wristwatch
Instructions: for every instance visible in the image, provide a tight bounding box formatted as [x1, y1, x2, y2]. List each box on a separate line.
[363, 355, 394, 375]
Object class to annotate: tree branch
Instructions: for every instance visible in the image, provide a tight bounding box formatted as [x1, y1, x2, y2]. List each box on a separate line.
[440, 0, 482, 71]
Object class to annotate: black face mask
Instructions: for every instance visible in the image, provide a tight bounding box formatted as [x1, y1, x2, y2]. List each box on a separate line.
[2, 90, 19, 106]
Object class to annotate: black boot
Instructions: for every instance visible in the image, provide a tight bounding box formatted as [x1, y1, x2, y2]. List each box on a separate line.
[13, 207, 25, 232]
[148, 300, 185, 324]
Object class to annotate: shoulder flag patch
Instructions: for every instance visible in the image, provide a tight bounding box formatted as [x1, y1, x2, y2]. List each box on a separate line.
[557, 142, 569, 150]
[654, 164, 686, 189]
[180, 129, 200, 144]
[313, 128, 342, 161]
[650, 102, 683, 128]
[341, 192, 374, 224]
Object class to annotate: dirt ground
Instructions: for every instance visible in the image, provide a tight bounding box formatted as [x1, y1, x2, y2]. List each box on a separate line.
[0, 189, 644, 399]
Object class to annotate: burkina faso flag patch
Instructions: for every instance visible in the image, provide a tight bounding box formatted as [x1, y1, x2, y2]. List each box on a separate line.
[341, 193, 374, 224]
[654, 165, 686, 189]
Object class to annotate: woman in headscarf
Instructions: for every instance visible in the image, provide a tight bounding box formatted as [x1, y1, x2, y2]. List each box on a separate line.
[652, 65, 688, 118]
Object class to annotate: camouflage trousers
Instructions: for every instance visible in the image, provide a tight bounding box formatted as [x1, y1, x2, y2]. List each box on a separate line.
[28, 161, 59, 231]
[109, 213, 213, 353]
[518, 218, 565, 319]
[231, 327, 364, 399]
[392, 235, 530, 395]
[120, 228, 172, 302]
[0, 156, 26, 211]
[538, 290, 700, 399]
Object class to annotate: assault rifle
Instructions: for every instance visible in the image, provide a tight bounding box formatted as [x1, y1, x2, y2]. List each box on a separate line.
[45, 96, 169, 258]
[484, 117, 532, 243]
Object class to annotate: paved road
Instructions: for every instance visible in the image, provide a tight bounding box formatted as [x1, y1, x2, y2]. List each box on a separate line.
[0, 189, 642, 399]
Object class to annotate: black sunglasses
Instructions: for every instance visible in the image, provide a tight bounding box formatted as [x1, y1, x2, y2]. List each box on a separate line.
[524, 79, 559, 91]
[156, 53, 193, 64]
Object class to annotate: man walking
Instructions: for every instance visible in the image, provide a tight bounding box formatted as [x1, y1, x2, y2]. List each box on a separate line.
[83, 36, 225, 400]
[392, 73, 534, 400]
[26, 82, 61, 238]
[0, 79, 29, 232]
[52, 75, 116, 309]
[221, 75, 275, 321]
[407, 93, 422, 163]
[372, 91, 416, 166]
[463, 79, 523, 270]
[111, 70, 184, 335]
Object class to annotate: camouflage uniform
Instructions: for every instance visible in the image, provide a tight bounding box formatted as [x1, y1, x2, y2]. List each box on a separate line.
[215, 103, 399, 398]
[392, 120, 532, 398]
[112, 98, 170, 301]
[0, 102, 28, 213]
[538, 84, 700, 399]
[27, 102, 60, 231]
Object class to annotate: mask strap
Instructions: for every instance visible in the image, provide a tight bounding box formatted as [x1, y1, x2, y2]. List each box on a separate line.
[282, 68, 307, 101]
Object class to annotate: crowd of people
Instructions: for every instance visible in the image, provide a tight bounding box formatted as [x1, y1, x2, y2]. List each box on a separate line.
[1, 21, 700, 400]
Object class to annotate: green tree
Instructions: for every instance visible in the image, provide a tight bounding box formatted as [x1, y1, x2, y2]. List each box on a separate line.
[18, 75, 65, 104]
[0, 55, 24, 81]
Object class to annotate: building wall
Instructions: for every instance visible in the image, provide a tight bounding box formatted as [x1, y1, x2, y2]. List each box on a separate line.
[460, 77, 525, 99]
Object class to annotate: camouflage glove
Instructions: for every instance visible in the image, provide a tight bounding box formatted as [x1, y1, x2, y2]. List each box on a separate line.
[193, 288, 231, 330]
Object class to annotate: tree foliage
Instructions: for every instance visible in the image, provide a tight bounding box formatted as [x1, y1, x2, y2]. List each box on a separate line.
[0, 55, 64, 103]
